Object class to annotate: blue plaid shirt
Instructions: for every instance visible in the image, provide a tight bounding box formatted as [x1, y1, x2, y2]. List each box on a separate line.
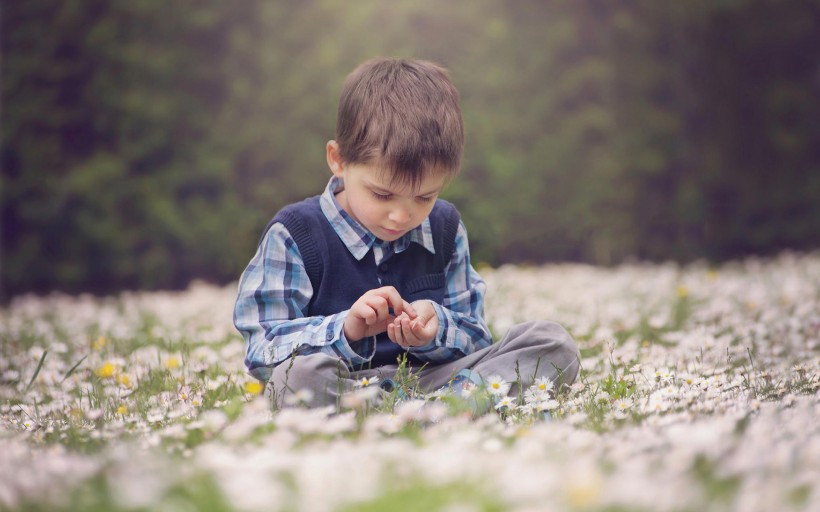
[234, 177, 492, 381]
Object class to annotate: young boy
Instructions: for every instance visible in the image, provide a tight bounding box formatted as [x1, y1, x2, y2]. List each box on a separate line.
[234, 57, 580, 408]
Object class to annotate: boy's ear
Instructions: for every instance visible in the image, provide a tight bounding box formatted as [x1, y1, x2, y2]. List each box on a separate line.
[326, 140, 344, 177]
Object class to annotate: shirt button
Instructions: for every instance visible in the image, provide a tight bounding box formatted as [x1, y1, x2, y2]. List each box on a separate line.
[378, 263, 389, 272]
[326, 333, 334, 341]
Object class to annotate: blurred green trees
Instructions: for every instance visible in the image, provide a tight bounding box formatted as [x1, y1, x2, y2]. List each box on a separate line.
[3, 0, 819, 297]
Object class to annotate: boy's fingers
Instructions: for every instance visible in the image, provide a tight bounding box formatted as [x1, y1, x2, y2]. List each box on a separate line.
[366, 296, 390, 322]
[400, 317, 411, 341]
[377, 287, 417, 319]
[411, 311, 430, 330]
[411, 314, 436, 339]
[401, 317, 427, 347]
[359, 306, 377, 326]
[399, 300, 418, 319]
[391, 321, 405, 345]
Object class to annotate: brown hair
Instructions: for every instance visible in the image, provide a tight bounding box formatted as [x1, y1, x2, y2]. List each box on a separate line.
[335, 57, 464, 189]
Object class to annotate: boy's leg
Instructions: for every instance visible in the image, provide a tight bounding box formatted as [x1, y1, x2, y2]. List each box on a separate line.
[270, 353, 389, 408]
[415, 320, 580, 395]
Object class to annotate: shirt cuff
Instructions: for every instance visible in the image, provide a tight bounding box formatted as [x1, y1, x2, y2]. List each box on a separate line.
[330, 310, 377, 365]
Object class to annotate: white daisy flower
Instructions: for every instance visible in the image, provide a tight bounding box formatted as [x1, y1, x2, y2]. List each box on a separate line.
[536, 398, 560, 412]
[613, 398, 633, 412]
[517, 403, 535, 417]
[486, 375, 511, 396]
[523, 387, 543, 405]
[655, 367, 675, 385]
[494, 396, 517, 410]
[355, 375, 380, 388]
[532, 376, 555, 395]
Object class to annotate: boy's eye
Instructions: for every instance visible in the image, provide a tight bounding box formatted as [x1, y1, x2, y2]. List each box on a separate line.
[371, 191, 392, 201]
[416, 196, 435, 203]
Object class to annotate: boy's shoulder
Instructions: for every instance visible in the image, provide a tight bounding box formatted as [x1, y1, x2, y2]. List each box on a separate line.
[429, 198, 460, 228]
[275, 195, 323, 219]
[256, 195, 322, 248]
[270, 195, 326, 233]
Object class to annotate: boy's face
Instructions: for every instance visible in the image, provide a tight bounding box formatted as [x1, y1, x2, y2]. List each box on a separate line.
[327, 142, 447, 242]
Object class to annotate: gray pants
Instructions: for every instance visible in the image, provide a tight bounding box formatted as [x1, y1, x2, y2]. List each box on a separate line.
[270, 320, 581, 408]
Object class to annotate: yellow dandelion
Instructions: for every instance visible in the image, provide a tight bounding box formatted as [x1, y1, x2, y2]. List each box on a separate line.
[95, 362, 116, 379]
[164, 357, 180, 370]
[244, 381, 263, 395]
[116, 405, 128, 415]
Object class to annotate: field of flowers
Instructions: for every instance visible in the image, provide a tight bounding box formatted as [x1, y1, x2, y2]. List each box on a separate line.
[2, 252, 819, 512]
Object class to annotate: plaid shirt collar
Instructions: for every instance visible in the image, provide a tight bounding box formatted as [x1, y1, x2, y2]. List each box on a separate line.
[319, 176, 435, 261]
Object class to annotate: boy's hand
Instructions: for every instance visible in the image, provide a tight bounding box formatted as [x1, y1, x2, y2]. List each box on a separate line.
[387, 300, 439, 348]
[344, 287, 417, 342]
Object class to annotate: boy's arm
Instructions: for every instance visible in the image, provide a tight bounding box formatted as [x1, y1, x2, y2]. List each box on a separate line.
[406, 221, 493, 363]
[233, 223, 376, 381]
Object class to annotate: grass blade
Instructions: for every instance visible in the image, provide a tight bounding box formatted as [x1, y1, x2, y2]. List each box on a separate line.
[25, 350, 48, 393]
[61, 354, 88, 383]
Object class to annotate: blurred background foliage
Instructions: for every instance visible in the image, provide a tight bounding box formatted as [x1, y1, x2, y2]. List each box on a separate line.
[2, 0, 819, 298]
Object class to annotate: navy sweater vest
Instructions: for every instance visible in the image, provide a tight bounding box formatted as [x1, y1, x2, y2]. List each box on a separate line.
[266, 196, 461, 368]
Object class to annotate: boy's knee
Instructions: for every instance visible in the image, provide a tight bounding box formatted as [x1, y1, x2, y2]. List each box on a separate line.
[505, 320, 574, 348]
[270, 353, 350, 407]
[540, 321, 579, 380]
[508, 320, 581, 386]
[538, 320, 580, 386]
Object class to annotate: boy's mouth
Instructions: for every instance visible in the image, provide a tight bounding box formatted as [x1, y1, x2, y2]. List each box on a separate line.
[381, 227, 404, 237]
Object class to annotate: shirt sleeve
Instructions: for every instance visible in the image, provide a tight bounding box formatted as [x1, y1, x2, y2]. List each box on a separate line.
[407, 221, 492, 363]
[233, 223, 376, 381]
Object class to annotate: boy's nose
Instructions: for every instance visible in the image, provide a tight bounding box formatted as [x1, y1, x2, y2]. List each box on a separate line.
[389, 208, 411, 225]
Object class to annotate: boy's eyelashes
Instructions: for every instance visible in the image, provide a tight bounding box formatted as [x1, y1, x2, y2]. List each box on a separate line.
[369, 190, 436, 203]
[370, 191, 393, 201]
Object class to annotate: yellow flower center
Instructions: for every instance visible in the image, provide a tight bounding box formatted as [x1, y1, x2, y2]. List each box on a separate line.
[244, 381, 263, 395]
[95, 363, 115, 379]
